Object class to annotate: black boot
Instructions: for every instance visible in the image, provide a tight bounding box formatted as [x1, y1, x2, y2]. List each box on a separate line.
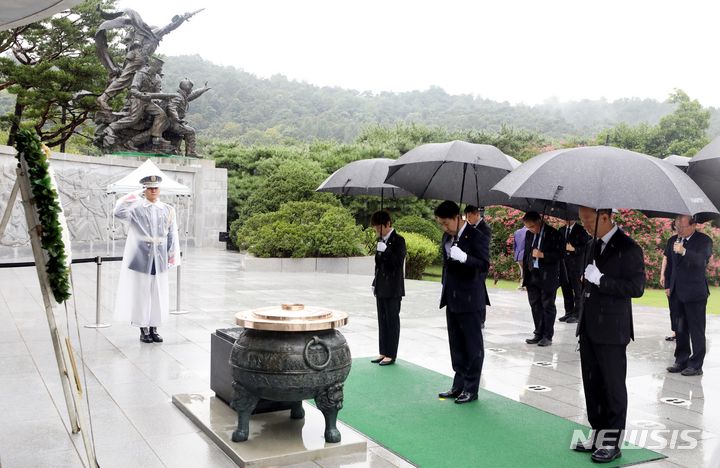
[149, 327, 163, 343]
[140, 327, 153, 343]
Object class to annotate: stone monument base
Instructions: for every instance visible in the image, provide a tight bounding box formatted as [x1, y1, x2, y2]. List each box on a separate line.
[172, 393, 367, 467]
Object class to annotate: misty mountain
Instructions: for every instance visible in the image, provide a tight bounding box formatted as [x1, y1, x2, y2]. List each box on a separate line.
[3, 53, 719, 144]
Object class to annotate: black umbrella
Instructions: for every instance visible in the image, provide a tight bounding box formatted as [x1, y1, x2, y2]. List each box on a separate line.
[491, 146, 718, 220]
[384, 140, 520, 207]
[663, 154, 690, 172]
[688, 136, 720, 214]
[316, 158, 413, 209]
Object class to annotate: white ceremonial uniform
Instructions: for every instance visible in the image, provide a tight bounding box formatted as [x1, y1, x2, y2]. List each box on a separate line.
[113, 190, 180, 327]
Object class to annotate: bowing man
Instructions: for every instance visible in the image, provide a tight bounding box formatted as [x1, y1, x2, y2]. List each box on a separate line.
[573, 207, 645, 463]
[522, 211, 563, 346]
[435, 201, 489, 404]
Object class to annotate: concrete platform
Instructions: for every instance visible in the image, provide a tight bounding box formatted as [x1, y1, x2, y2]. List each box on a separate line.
[172, 393, 367, 467]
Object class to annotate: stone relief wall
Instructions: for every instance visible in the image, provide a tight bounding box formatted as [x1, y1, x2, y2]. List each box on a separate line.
[0, 146, 227, 260]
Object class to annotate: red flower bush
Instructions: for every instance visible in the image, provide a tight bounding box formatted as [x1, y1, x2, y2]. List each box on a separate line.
[484, 206, 720, 288]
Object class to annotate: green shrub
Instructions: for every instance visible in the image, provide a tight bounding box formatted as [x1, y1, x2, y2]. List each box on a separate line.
[233, 201, 365, 258]
[394, 215, 443, 243]
[403, 232, 437, 280]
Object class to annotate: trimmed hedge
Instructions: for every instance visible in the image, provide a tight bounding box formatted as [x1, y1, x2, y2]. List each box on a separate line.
[394, 215, 443, 243]
[232, 201, 365, 258]
[402, 232, 437, 280]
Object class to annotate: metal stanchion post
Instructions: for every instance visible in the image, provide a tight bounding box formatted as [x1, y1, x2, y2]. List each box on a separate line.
[85, 256, 111, 328]
[171, 252, 189, 315]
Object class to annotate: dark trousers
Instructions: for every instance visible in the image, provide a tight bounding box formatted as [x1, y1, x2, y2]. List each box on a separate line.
[579, 334, 628, 448]
[526, 275, 557, 339]
[376, 297, 401, 358]
[560, 264, 582, 316]
[671, 295, 707, 369]
[667, 296, 678, 332]
[446, 309, 484, 394]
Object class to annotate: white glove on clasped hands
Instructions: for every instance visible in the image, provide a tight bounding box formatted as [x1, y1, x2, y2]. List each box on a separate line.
[376, 241, 387, 253]
[450, 245, 468, 263]
[584, 261, 603, 286]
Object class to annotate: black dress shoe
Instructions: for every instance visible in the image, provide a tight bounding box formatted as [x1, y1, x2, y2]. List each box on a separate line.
[572, 438, 595, 452]
[565, 315, 579, 324]
[370, 356, 385, 363]
[438, 388, 462, 399]
[667, 364, 686, 373]
[591, 447, 621, 463]
[558, 314, 570, 322]
[378, 359, 395, 366]
[454, 392, 478, 404]
[538, 338, 552, 347]
[525, 335, 541, 344]
[681, 367, 703, 376]
[139, 327, 153, 343]
[149, 327, 163, 343]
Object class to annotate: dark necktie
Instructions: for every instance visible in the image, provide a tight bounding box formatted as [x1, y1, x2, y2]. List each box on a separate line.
[594, 239, 604, 261]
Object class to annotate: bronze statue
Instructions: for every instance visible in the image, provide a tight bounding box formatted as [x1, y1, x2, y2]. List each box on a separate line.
[93, 7, 208, 157]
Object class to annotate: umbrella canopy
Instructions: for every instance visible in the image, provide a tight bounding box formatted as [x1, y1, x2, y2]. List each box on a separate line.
[385, 140, 520, 206]
[663, 154, 691, 172]
[316, 158, 413, 199]
[491, 146, 718, 220]
[106, 159, 191, 196]
[688, 136, 720, 211]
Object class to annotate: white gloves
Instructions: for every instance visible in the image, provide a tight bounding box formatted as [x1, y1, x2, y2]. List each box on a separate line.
[376, 241, 387, 253]
[450, 245, 468, 263]
[584, 261, 603, 286]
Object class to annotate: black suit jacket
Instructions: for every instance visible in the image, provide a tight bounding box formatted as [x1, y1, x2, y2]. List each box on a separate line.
[440, 224, 490, 312]
[559, 223, 591, 281]
[578, 229, 645, 345]
[521, 224, 563, 290]
[471, 220, 492, 307]
[372, 230, 406, 298]
[664, 232, 712, 303]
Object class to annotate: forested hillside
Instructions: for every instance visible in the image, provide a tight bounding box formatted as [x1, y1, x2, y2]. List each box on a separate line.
[2, 53, 719, 146]
[157, 55, 720, 144]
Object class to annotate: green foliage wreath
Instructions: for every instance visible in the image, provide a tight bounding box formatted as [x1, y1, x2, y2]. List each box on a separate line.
[15, 129, 71, 303]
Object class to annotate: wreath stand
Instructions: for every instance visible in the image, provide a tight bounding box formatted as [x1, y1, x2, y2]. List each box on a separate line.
[0, 153, 99, 468]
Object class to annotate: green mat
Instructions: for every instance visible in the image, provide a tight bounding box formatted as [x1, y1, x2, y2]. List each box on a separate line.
[335, 359, 665, 468]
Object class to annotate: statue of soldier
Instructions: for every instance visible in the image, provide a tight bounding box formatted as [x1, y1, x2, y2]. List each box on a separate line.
[104, 57, 169, 151]
[165, 79, 211, 158]
[95, 8, 203, 113]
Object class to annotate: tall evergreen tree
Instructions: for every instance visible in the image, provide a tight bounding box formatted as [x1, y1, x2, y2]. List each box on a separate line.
[0, 0, 118, 150]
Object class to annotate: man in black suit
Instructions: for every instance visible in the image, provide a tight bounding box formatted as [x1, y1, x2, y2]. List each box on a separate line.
[573, 207, 645, 463]
[521, 211, 563, 346]
[435, 201, 490, 404]
[558, 219, 590, 324]
[464, 205, 492, 328]
[663, 215, 712, 377]
[370, 211, 406, 367]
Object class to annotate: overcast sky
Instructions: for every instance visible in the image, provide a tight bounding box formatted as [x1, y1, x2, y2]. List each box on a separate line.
[115, 0, 720, 106]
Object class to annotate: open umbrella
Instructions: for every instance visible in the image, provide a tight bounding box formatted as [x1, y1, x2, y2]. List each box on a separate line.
[491, 146, 718, 220]
[663, 154, 691, 172]
[688, 136, 720, 212]
[316, 158, 413, 209]
[384, 140, 520, 207]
